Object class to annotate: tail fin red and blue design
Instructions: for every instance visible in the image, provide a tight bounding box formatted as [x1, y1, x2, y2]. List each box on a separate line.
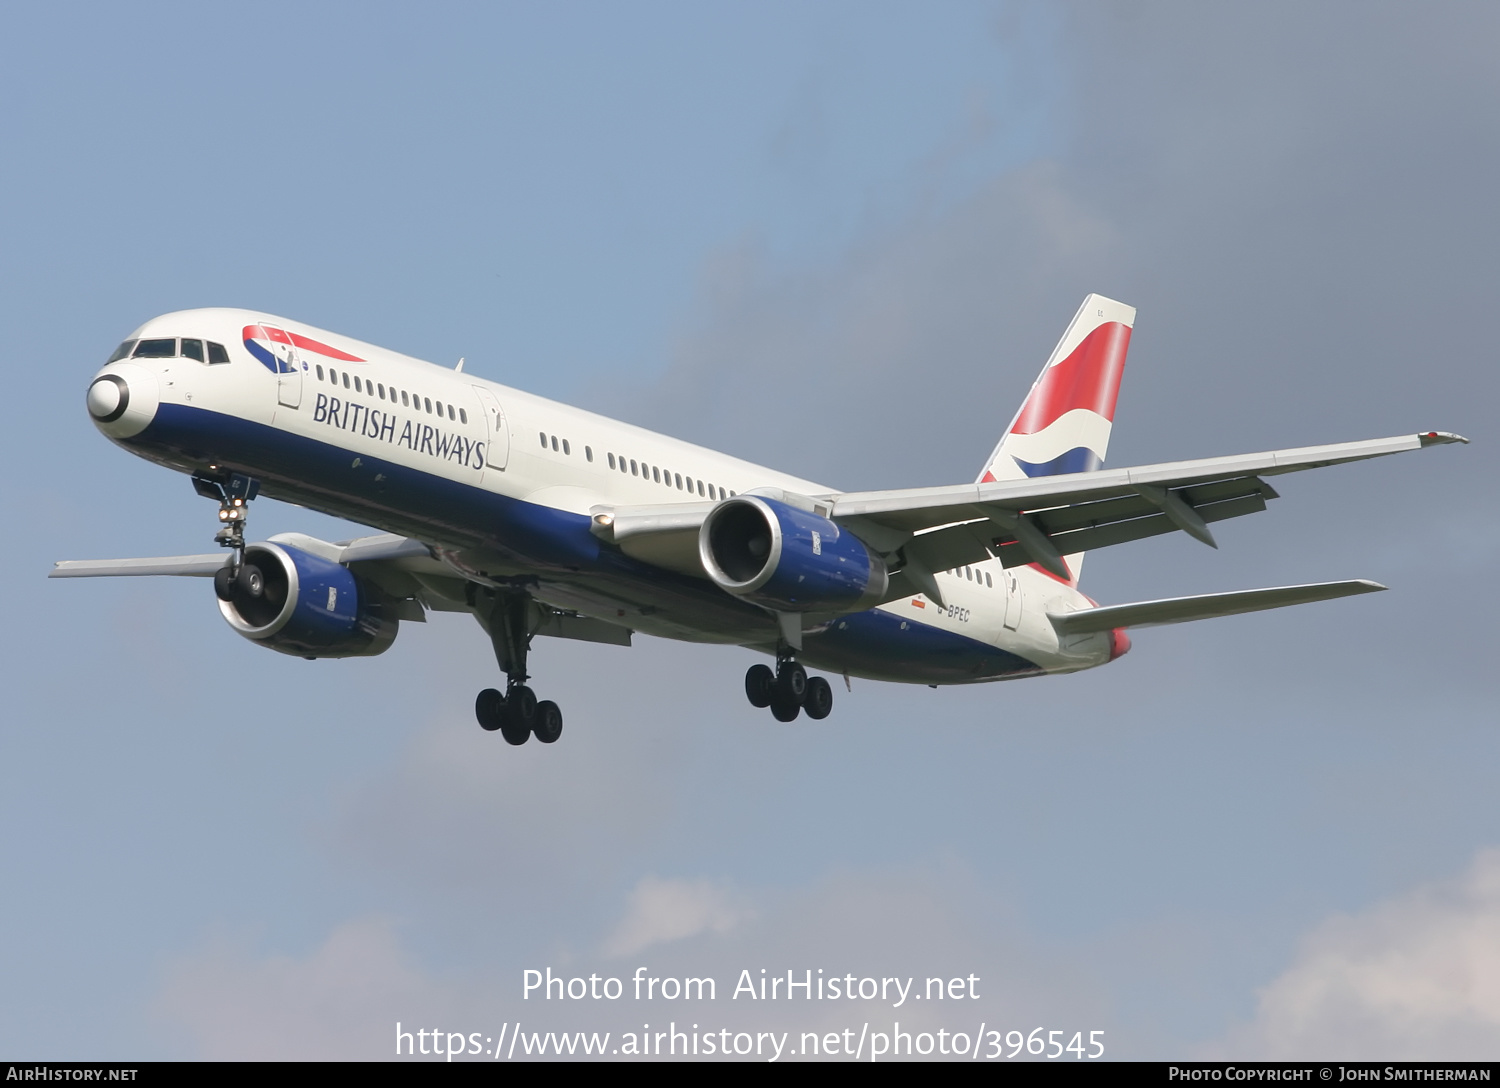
[978, 294, 1136, 583]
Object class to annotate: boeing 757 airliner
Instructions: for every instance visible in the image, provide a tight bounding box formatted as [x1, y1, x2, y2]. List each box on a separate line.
[54, 295, 1464, 744]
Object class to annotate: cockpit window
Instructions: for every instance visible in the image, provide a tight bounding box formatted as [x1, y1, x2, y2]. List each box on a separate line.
[207, 341, 230, 364]
[107, 340, 137, 363]
[133, 338, 176, 358]
[181, 338, 205, 362]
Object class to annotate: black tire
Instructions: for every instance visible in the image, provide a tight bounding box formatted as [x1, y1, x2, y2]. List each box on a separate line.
[213, 565, 235, 602]
[501, 685, 537, 745]
[776, 661, 808, 704]
[533, 700, 563, 743]
[508, 684, 538, 722]
[475, 688, 505, 732]
[236, 562, 265, 600]
[745, 664, 774, 708]
[770, 690, 801, 722]
[803, 676, 833, 720]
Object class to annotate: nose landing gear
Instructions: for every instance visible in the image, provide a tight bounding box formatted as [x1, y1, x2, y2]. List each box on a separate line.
[196, 471, 263, 606]
[744, 649, 833, 722]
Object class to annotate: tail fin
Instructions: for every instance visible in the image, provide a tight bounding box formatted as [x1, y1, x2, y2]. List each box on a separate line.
[978, 293, 1136, 583]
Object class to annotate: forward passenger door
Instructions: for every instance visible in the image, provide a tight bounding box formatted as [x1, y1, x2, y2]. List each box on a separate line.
[471, 385, 511, 471]
[259, 322, 303, 409]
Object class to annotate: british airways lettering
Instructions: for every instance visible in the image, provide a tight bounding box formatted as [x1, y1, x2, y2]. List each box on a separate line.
[54, 299, 1465, 747]
[311, 393, 486, 470]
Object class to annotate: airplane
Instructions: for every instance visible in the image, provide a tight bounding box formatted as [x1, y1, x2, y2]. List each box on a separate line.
[53, 295, 1464, 744]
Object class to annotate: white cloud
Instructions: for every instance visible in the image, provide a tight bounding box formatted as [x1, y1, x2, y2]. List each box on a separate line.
[602, 876, 754, 957]
[1220, 849, 1500, 1059]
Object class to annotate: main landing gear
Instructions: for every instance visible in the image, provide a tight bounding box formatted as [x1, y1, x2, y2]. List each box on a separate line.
[744, 649, 833, 722]
[473, 589, 564, 746]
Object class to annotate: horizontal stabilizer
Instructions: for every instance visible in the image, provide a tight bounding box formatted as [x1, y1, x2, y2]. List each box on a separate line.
[50, 554, 229, 578]
[1047, 579, 1386, 635]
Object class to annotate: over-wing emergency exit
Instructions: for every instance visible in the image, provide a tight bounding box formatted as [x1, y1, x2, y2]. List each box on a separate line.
[53, 296, 1465, 743]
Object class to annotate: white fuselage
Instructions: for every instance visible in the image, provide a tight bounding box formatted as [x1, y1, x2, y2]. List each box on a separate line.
[90, 308, 1116, 684]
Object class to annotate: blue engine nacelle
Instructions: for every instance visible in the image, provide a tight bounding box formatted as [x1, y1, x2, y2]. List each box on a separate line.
[217, 542, 399, 658]
[699, 495, 888, 612]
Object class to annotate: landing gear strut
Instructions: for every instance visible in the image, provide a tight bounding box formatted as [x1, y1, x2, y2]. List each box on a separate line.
[473, 589, 565, 745]
[745, 647, 832, 722]
[196, 471, 263, 606]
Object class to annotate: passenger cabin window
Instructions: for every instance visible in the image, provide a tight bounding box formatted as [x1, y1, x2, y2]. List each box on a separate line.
[584, 446, 592, 462]
[343, 373, 350, 389]
[133, 338, 176, 358]
[424, 397, 431, 413]
[539, 432, 547, 447]
[206, 341, 230, 364]
[551, 436, 559, 452]
[402, 391, 410, 407]
[107, 340, 137, 363]
[562, 439, 570, 455]
[460, 408, 467, 424]
[316, 365, 325, 381]
[181, 338, 204, 362]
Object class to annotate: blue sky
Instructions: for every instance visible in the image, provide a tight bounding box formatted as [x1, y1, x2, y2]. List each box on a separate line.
[3, 1, 1497, 1060]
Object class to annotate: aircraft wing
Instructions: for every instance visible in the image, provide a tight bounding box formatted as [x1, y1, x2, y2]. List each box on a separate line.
[50, 553, 231, 577]
[50, 531, 633, 646]
[828, 430, 1466, 582]
[589, 431, 1464, 591]
[48, 532, 429, 578]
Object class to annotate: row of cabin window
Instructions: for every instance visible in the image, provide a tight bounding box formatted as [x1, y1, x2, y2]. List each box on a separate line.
[536, 434, 731, 499]
[950, 565, 994, 588]
[605, 451, 731, 500]
[539, 432, 582, 457]
[107, 338, 230, 364]
[315, 365, 467, 424]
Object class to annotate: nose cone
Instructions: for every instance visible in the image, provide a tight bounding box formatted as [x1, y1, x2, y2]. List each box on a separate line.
[87, 362, 160, 439]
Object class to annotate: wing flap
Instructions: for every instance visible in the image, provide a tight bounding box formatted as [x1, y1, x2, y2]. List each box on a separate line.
[1047, 579, 1386, 635]
[1000, 493, 1269, 568]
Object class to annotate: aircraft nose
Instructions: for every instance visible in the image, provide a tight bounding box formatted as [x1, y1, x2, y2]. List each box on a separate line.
[86, 362, 159, 438]
[87, 374, 130, 421]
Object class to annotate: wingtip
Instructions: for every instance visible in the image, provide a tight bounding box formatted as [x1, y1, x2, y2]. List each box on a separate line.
[1418, 430, 1468, 446]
